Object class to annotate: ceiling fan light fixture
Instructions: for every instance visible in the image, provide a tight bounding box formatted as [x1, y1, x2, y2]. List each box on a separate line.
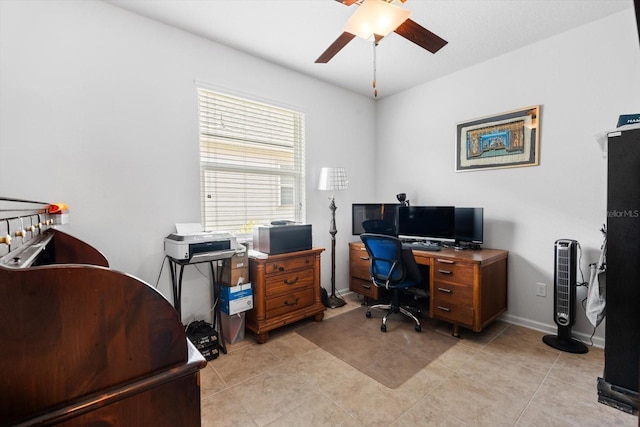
[343, 0, 411, 40]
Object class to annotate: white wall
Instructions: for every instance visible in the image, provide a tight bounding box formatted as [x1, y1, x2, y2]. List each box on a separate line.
[0, 0, 375, 323]
[375, 9, 640, 345]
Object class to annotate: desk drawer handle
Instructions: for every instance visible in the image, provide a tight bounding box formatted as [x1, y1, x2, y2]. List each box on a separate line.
[360, 256, 370, 261]
[284, 276, 299, 285]
[284, 298, 300, 306]
[438, 269, 452, 275]
[437, 259, 455, 264]
[436, 305, 451, 312]
[437, 287, 452, 293]
[361, 284, 371, 289]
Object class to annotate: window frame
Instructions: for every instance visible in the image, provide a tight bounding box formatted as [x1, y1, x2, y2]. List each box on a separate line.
[197, 85, 306, 238]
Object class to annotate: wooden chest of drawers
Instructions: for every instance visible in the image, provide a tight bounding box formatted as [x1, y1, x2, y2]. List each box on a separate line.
[246, 248, 325, 343]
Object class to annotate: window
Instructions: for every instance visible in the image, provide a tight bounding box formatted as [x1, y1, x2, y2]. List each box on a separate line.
[198, 88, 305, 236]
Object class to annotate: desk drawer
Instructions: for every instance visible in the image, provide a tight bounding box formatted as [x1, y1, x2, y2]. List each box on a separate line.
[432, 301, 474, 326]
[433, 281, 473, 305]
[265, 255, 314, 275]
[349, 247, 370, 280]
[265, 268, 314, 297]
[433, 259, 474, 284]
[266, 287, 314, 318]
[350, 277, 377, 299]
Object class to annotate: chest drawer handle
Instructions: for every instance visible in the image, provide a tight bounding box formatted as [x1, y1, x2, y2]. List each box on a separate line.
[437, 287, 452, 293]
[361, 284, 371, 289]
[438, 269, 452, 274]
[284, 276, 299, 285]
[437, 259, 454, 264]
[436, 305, 451, 312]
[284, 297, 300, 306]
[360, 256, 370, 261]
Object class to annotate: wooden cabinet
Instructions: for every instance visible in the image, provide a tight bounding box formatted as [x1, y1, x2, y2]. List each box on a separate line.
[247, 248, 325, 343]
[349, 242, 508, 336]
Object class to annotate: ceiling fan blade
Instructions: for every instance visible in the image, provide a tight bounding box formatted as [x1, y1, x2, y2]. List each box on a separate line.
[394, 18, 448, 54]
[315, 31, 356, 63]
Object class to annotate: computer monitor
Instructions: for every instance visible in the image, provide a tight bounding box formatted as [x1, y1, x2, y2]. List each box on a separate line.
[397, 206, 455, 242]
[351, 203, 399, 235]
[454, 207, 484, 246]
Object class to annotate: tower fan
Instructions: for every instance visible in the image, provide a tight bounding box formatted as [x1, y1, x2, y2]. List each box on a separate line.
[542, 239, 588, 354]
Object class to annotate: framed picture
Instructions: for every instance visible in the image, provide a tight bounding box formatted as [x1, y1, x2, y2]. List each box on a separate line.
[456, 105, 540, 172]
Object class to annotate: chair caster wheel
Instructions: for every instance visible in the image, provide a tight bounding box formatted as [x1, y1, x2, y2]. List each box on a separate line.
[381, 324, 387, 332]
[415, 325, 422, 332]
[365, 311, 372, 318]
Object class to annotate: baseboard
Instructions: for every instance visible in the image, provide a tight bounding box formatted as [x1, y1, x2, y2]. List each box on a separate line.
[499, 313, 605, 349]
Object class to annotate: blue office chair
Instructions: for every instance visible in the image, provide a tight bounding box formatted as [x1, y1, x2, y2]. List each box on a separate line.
[360, 233, 422, 332]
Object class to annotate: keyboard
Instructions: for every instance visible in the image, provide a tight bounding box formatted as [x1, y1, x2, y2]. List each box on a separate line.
[402, 241, 442, 252]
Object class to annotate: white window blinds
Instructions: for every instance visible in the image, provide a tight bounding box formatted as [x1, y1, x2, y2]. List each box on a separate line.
[198, 88, 306, 236]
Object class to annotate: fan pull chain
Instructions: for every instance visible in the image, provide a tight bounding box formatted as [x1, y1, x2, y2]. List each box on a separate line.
[372, 40, 377, 98]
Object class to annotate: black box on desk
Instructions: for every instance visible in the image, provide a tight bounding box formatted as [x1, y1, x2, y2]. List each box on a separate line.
[253, 224, 312, 255]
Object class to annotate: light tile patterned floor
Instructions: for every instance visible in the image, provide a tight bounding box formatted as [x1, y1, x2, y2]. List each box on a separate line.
[200, 293, 638, 426]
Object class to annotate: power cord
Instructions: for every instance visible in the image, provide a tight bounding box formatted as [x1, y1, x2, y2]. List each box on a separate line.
[576, 242, 589, 288]
[154, 255, 169, 289]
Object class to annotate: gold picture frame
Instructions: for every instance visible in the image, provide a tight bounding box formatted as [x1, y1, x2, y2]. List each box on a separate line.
[456, 105, 540, 172]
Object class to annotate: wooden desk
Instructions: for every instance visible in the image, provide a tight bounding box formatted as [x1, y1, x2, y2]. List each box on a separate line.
[349, 242, 508, 336]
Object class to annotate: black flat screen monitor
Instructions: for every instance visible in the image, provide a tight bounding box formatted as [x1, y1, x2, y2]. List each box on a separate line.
[454, 207, 484, 244]
[398, 206, 455, 242]
[352, 203, 399, 236]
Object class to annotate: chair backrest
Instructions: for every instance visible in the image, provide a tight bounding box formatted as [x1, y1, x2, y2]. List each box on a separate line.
[362, 219, 396, 236]
[360, 233, 406, 288]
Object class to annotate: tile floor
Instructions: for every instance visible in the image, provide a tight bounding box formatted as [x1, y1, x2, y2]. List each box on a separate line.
[200, 293, 638, 426]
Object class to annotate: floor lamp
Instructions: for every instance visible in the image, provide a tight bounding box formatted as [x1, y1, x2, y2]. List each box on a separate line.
[318, 167, 348, 308]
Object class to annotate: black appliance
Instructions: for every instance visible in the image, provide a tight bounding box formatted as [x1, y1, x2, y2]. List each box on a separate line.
[253, 223, 312, 255]
[542, 239, 588, 354]
[597, 127, 640, 414]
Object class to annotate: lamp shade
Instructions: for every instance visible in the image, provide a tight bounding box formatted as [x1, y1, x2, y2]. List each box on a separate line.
[318, 167, 348, 191]
[343, 0, 411, 40]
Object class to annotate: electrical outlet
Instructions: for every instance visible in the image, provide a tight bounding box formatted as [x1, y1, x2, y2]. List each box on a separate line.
[536, 283, 547, 297]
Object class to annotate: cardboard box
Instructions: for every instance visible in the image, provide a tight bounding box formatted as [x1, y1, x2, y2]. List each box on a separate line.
[221, 248, 249, 286]
[219, 283, 253, 315]
[220, 312, 245, 344]
[222, 265, 249, 287]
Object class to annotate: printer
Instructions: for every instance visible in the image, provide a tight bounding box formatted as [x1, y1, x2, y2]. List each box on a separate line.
[164, 231, 238, 263]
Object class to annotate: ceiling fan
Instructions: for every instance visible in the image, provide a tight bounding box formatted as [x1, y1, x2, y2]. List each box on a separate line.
[315, 0, 448, 64]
